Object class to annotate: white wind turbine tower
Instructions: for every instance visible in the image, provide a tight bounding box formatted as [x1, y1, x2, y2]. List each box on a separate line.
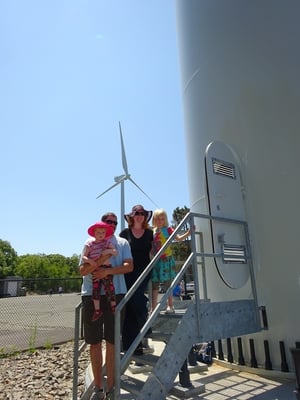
[96, 121, 158, 231]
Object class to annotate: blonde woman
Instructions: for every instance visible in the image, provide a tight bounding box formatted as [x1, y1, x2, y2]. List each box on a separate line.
[151, 209, 190, 313]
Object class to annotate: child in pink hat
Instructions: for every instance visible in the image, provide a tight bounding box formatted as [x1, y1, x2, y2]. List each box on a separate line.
[82, 221, 118, 321]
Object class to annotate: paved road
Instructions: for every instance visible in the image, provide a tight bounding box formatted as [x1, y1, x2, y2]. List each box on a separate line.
[0, 293, 82, 352]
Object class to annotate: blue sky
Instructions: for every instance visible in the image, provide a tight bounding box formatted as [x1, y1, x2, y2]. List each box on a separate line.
[0, 1, 190, 257]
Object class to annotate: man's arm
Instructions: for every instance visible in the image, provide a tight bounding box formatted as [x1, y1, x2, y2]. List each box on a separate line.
[92, 258, 133, 280]
[79, 253, 112, 276]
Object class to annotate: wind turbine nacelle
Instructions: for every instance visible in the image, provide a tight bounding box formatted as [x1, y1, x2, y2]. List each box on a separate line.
[114, 174, 129, 183]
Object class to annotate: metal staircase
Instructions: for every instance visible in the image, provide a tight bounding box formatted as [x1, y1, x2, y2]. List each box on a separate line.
[73, 211, 262, 400]
[120, 303, 207, 399]
[121, 303, 204, 400]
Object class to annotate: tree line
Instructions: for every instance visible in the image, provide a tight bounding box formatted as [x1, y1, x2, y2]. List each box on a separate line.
[0, 240, 80, 280]
[0, 240, 81, 294]
[0, 206, 190, 293]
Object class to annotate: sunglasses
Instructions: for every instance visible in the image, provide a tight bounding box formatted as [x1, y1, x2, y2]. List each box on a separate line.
[105, 219, 118, 226]
[134, 211, 145, 216]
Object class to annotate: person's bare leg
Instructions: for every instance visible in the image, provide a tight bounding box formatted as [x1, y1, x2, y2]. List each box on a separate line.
[167, 280, 174, 308]
[90, 343, 103, 389]
[105, 341, 115, 392]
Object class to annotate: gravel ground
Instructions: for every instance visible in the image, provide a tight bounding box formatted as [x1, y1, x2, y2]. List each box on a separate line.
[0, 341, 90, 400]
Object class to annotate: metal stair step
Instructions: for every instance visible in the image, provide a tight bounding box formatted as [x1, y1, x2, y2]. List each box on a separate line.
[188, 362, 209, 374]
[170, 380, 206, 399]
[151, 314, 182, 335]
[120, 374, 144, 396]
[131, 352, 160, 366]
[146, 331, 171, 342]
[130, 352, 209, 374]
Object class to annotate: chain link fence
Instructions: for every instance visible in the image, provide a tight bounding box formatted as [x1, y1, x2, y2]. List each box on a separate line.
[0, 278, 82, 355]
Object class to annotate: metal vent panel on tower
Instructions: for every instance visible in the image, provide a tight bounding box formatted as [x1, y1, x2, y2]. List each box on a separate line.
[205, 141, 249, 289]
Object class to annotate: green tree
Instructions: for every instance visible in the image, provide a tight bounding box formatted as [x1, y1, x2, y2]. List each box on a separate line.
[15, 253, 81, 293]
[171, 206, 191, 261]
[172, 206, 190, 229]
[0, 239, 18, 278]
[171, 206, 194, 292]
[65, 254, 81, 277]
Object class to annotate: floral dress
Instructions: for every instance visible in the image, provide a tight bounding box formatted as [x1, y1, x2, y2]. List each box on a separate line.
[151, 226, 176, 283]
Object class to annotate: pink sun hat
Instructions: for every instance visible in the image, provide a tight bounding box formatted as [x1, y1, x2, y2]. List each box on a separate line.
[87, 221, 114, 238]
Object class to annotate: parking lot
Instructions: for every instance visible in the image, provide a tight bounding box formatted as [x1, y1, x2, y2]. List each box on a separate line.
[0, 293, 81, 352]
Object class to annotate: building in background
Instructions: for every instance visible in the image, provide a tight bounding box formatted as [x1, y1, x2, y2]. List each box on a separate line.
[0, 276, 23, 297]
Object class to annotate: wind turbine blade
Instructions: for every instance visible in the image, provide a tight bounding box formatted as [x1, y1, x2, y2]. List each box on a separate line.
[119, 121, 129, 176]
[96, 181, 122, 199]
[128, 177, 159, 207]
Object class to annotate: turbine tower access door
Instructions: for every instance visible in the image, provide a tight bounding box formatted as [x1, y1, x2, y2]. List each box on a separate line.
[202, 140, 262, 338]
[205, 140, 250, 289]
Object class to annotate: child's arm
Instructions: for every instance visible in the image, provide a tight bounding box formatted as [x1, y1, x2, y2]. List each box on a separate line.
[81, 245, 95, 264]
[82, 255, 97, 265]
[100, 248, 117, 267]
[102, 243, 118, 257]
[79, 246, 111, 276]
[79, 246, 98, 276]
[175, 228, 192, 242]
[102, 249, 118, 258]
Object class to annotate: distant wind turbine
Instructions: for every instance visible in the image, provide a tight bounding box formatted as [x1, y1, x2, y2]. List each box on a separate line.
[96, 121, 158, 230]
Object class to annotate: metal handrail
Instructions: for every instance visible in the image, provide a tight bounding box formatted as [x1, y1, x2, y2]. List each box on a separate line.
[73, 302, 83, 400]
[114, 212, 196, 397]
[73, 211, 257, 400]
[114, 211, 257, 398]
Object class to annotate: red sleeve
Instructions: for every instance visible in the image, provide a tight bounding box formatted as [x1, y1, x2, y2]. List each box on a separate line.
[167, 226, 174, 236]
